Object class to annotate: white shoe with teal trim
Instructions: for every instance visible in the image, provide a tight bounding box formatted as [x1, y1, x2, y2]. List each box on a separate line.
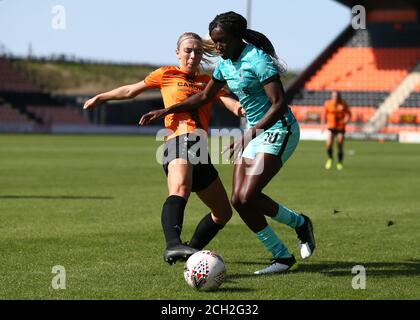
[254, 255, 298, 275]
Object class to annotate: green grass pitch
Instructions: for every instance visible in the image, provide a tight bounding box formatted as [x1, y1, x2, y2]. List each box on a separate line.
[0, 134, 419, 299]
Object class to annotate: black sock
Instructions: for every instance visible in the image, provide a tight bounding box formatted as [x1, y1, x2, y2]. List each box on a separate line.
[327, 148, 333, 159]
[161, 195, 187, 248]
[338, 151, 344, 163]
[189, 213, 224, 250]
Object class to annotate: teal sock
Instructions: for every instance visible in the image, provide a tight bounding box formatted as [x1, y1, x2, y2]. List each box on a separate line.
[255, 225, 291, 259]
[271, 203, 304, 228]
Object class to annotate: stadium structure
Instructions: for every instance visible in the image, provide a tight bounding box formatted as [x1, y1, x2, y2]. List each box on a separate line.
[287, 0, 420, 142]
[1, 0, 420, 141]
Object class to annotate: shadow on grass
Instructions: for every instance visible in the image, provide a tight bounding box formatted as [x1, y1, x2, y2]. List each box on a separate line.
[228, 259, 420, 279]
[0, 195, 114, 200]
[299, 260, 420, 277]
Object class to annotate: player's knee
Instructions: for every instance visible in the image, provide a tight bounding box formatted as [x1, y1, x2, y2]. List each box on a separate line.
[231, 191, 243, 210]
[239, 192, 255, 207]
[170, 184, 191, 199]
[212, 207, 232, 225]
[232, 190, 255, 209]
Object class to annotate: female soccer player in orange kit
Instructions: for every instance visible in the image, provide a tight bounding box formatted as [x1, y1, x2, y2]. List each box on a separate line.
[322, 91, 352, 170]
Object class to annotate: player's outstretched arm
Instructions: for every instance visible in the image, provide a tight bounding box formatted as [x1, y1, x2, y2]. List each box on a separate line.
[83, 81, 148, 110]
[219, 96, 246, 117]
[139, 79, 224, 125]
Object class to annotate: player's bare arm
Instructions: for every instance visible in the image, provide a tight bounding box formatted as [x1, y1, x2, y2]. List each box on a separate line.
[83, 80, 148, 110]
[139, 79, 225, 125]
[241, 77, 286, 145]
[252, 77, 287, 132]
[225, 77, 286, 158]
[218, 96, 245, 117]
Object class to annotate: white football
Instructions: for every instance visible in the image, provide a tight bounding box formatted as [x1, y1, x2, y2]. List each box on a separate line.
[183, 250, 226, 291]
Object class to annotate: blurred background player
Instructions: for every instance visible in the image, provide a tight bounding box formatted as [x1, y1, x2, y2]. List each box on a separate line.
[83, 32, 245, 265]
[140, 12, 316, 275]
[322, 91, 352, 170]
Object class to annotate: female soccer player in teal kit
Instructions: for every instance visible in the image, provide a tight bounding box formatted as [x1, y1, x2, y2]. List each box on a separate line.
[140, 11, 316, 274]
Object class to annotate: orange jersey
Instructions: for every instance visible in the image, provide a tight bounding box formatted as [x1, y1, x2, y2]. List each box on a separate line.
[144, 66, 224, 140]
[324, 99, 350, 130]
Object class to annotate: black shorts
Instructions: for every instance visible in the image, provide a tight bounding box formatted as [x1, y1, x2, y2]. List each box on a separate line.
[162, 133, 219, 193]
[328, 128, 345, 135]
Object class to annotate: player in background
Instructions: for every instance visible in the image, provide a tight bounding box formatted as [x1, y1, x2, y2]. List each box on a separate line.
[83, 32, 245, 265]
[322, 91, 352, 170]
[139, 12, 316, 275]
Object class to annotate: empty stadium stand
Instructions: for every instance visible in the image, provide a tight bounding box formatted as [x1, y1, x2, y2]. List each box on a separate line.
[0, 57, 92, 131]
[0, 99, 33, 125]
[401, 83, 420, 107]
[26, 105, 91, 125]
[0, 97, 36, 132]
[286, 2, 420, 138]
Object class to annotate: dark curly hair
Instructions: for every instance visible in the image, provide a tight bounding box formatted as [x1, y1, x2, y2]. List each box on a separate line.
[209, 11, 277, 58]
[208, 11, 286, 72]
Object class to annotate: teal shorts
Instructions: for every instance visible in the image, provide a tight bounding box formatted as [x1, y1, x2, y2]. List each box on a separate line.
[242, 121, 300, 165]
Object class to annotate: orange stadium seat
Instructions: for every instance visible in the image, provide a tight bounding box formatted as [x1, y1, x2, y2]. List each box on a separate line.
[288, 20, 420, 134]
[304, 48, 420, 91]
[388, 108, 420, 124]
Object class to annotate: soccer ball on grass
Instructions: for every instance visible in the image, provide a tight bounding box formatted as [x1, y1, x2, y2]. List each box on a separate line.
[183, 250, 226, 291]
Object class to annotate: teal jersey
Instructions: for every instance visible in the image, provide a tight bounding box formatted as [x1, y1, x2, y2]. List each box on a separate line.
[212, 43, 295, 129]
